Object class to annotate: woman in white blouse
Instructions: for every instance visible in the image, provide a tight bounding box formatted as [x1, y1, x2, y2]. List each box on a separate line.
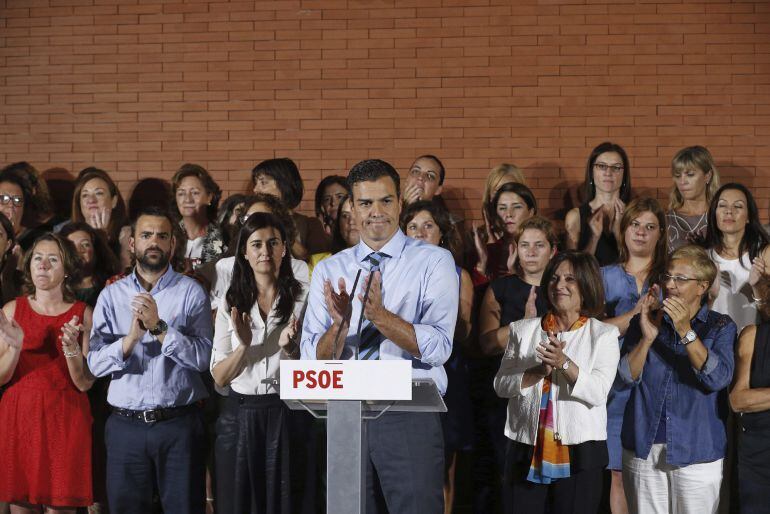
[494, 251, 620, 513]
[211, 212, 306, 514]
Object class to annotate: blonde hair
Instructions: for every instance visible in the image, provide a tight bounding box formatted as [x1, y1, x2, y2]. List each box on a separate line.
[669, 146, 721, 211]
[669, 244, 717, 286]
[482, 163, 526, 210]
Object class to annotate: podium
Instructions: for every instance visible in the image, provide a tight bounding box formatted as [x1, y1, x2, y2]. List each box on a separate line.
[280, 360, 447, 514]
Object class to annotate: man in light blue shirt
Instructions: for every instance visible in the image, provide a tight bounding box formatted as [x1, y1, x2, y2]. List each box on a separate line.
[301, 159, 458, 513]
[88, 206, 212, 514]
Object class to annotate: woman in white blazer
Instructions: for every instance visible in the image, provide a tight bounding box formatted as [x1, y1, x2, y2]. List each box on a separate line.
[494, 250, 620, 513]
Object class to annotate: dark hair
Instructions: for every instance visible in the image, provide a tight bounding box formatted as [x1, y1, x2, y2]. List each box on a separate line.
[584, 142, 632, 203]
[171, 163, 222, 222]
[71, 167, 128, 243]
[22, 233, 81, 303]
[0, 163, 35, 226]
[59, 222, 121, 289]
[131, 205, 175, 237]
[412, 155, 446, 185]
[400, 200, 462, 264]
[217, 193, 250, 252]
[128, 178, 172, 221]
[0, 212, 15, 262]
[240, 193, 298, 248]
[251, 158, 304, 210]
[314, 175, 349, 218]
[541, 251, 605, 318]
[618, 197, 668, 286]
[331, 195, 354, 254]
[347, 159, 400, 199]
[226, 212, 302, 324]
[485, 182, 538, 237]
[1, 162, 54, 225]
[704, 183, 769, 267]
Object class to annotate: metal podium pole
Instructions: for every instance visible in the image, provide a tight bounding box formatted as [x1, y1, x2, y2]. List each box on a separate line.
[326, 400, 367, 513]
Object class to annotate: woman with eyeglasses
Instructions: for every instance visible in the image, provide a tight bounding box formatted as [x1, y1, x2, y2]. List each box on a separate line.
[619, 245, 736, 514]
[666, 146, 721, 252]
[730, 274, 770, 514]
[703, 183, 770, 332]
[211, 212, 305, 514]
[565, 142, 632, 266]
[600, 197, 668, 514]
[494, 251, 620, 513]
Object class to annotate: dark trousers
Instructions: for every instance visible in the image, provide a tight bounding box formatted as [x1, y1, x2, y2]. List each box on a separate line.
[738, 473, 770, 514]
[365, 411, 444, 514]
[105, 408, 206, 514]
[502, 467, 604, 514]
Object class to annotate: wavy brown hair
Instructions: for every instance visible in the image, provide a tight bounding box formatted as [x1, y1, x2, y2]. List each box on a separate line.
[22, 233, 81, 303]
[617, 197, 668, 287]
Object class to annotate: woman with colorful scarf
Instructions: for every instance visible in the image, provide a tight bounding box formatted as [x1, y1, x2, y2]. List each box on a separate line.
[494, 251, 620, 513]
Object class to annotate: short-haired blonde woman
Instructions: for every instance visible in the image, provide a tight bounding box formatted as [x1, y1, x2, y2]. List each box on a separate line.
[666, 146, 721, 252]
[494, 251, 620, 513]
[620, 245, 736, 514]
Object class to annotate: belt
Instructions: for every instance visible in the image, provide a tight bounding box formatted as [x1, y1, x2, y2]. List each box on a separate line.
[112, 403, 198, 423]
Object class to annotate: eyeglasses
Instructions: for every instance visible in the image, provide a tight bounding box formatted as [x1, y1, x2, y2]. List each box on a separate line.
[629, 220, 660, 233]
[0, 194, 23, 207]
[663, 273, 700, 286]
[593, 162, 624, 174]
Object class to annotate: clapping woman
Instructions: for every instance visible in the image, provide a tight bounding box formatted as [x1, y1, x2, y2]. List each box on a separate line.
[211, 212, 306, 514]
[494, 251, 620, 513]
[0, 234, 95, 513]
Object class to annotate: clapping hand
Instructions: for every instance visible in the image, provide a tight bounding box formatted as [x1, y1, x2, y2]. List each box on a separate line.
[130, 293, 160, 332]
[89, 207, 111, 231]
[611, 198, 625, 238]
[360, 271, 385, 323]
[506, 242, 518, 275]
[324, 277, 350, 325]
[0, 310, 23, 352]
[639, 294, 663, 344]
[231, 306, 253, 347]
[472, 220, 488, 275]
[536, 331, 568, 369]
[278, 314, 300, 350]
[60, 315, 83, 354]
[524, 286, 538, 319]
[749, 256, 766, 287]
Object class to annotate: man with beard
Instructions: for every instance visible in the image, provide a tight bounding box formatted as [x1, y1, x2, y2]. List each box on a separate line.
[87, 206, 213, 514]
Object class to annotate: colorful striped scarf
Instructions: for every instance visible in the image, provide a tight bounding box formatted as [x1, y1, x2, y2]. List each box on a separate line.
[526, 313, 587, 484]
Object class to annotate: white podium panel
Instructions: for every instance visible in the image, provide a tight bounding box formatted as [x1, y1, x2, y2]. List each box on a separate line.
[279, 360, 412, 401]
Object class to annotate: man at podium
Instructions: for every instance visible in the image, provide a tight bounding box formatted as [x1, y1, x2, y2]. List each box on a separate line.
[301, 158, 459, 513]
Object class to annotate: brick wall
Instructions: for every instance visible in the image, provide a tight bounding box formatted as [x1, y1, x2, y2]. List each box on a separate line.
[1, 0, 769, 222]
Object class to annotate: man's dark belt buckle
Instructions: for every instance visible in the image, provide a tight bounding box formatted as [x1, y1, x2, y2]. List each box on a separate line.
[140, 409, 159, 423]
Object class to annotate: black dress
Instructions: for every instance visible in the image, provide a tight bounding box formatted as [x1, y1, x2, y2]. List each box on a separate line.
[577, 203, 619, 266]
[738, 321, 770, 512]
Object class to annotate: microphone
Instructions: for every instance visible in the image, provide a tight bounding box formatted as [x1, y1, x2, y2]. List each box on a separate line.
[331, 269, 362, 360]
[354, 261, 380, 360]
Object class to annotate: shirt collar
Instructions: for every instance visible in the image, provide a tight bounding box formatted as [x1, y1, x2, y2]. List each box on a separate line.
[354, 229, 407, 263]
[129, 265, 177, 293]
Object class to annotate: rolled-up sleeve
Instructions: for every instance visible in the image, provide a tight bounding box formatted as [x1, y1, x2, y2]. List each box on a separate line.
[160, 283, 212, 372]
[569, 326, 620, 406]
[693, 317, 736, 392]
[413, 251, 458, 367]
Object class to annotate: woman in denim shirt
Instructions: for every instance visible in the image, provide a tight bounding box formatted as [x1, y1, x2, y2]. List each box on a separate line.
[619, 244, 736, 514]
[601, 197, 667, 514]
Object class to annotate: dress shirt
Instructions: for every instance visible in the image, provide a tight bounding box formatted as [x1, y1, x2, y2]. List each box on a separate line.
[300, 229, 459, 394]
[618, 303, 736, 466]
[211, 291, 307, 396]
[87, 267, 213, 410]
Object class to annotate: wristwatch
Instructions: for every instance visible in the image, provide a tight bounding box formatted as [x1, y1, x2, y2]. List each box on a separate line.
[681, 329, 697, 345]
[149, 319, 168, 337]
[561, 359, 571, 372]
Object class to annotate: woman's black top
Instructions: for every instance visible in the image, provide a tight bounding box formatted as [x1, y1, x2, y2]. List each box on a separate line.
[490, 274, 547, 326]
[577, 203, 618, 267]
[738, 321, 770, 484]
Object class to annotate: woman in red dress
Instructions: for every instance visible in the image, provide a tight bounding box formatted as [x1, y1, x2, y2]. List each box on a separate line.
[0, 233, 95, 513]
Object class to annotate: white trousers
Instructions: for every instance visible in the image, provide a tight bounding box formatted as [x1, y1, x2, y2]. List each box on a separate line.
[622, 445, 723, 514]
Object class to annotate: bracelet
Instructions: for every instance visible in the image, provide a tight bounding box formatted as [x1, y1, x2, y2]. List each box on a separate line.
[62, 343, 81, 359]
[206, 498, 215, 502]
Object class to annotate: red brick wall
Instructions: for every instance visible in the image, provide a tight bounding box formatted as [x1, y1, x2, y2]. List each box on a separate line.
[1, 0, 769, 222]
